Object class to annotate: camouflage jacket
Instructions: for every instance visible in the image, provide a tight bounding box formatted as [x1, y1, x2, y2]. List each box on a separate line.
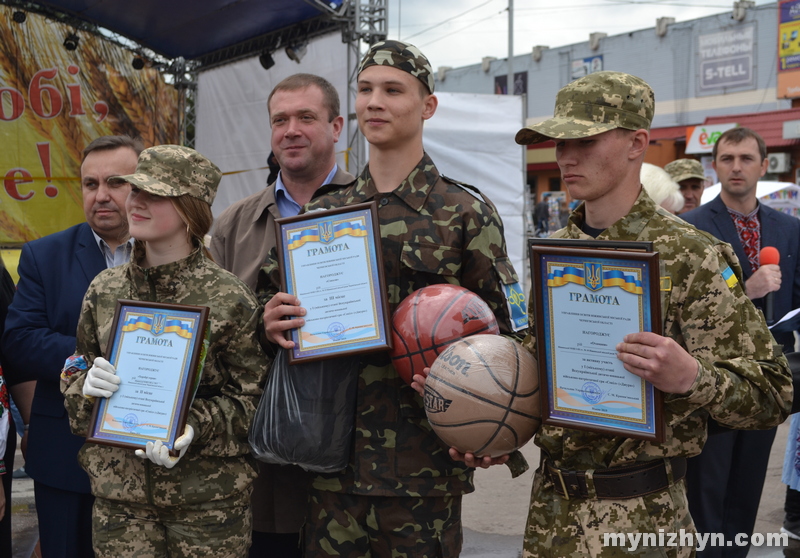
[61, 244, 269, 507]
[527, 190, 793, 470]
[260, 153, 527, 497]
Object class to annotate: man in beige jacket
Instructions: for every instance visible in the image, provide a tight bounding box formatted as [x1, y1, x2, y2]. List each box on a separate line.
[210, 73, 354, 557]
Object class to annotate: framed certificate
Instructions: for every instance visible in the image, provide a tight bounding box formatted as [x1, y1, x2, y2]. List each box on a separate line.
[529, 238, 664, 442]
[87, 300, 209, 455]
[275, 201, 391, 364]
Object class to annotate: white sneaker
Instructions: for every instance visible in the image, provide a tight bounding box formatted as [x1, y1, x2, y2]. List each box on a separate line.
[781, 526, 800, 541]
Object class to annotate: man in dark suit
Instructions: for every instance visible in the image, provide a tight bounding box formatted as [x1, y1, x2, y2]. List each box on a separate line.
[681, 126, 800, 557]
[210, 73, 353, 558]
[2, 135, 142, 558]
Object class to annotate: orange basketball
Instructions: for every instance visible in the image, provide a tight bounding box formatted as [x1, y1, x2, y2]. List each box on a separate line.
[424, 335, 540, 458]
[390, 284, 499, 385]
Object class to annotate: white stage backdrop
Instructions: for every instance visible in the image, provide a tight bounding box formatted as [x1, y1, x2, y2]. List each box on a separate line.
[423, 91, 526, 283]
[196, 46, 527, 282]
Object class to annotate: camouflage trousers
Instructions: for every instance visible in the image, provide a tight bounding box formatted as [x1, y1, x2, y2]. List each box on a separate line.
[92, 492, 251, 558]
[524, 462, 696, 558]
[303, 489, 462, 558]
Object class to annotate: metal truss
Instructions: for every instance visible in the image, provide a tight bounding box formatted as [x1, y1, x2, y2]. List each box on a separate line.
[329, 0, 388, 174]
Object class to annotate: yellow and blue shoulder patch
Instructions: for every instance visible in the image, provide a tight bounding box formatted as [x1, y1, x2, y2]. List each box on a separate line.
[722, 266, 738, 289]
[502, 282, 529, 332]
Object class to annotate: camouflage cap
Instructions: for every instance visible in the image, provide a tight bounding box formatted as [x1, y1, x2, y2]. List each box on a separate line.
[664, 158, 705, 183]
[358, 39, 434, 94]
[515, 71, 655, 145]
[110, 145, 221, 205]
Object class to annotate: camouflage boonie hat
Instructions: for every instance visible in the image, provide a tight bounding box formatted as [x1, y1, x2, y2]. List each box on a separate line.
[358, 39, 435, 94]
[110, 145, 221, 205]
[515, 71, 654, 145]
[664, 158, 705, 183]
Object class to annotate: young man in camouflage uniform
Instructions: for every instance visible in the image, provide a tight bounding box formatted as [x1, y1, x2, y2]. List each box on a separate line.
[260, 40, 528, 557]
[512, 71, 792, 557]
[61, 146, 269, 557]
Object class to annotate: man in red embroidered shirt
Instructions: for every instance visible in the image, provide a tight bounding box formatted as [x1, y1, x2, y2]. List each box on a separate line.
[681, 126, 800, 557]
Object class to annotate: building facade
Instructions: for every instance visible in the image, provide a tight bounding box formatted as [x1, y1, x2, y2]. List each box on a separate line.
[434, 2, 800, 205]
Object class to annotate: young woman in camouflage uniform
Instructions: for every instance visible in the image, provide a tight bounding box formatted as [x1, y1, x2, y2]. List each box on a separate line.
[60, 146, 269, 558]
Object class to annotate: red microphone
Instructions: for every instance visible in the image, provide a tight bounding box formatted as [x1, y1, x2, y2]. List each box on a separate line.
[761, 246, 780, 266]
[760, 246, 780, 324]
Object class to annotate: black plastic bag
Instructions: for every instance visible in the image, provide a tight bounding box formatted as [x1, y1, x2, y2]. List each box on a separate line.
[249, 348, 359, 472]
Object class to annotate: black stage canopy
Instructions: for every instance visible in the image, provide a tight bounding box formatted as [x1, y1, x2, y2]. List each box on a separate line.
[9, 0, 345, 66]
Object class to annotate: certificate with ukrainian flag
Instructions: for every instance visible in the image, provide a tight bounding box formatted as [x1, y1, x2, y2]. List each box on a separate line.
[276, 202, 391, 364]
[529, 239, 664, 442]
[87, 300, 209, 455]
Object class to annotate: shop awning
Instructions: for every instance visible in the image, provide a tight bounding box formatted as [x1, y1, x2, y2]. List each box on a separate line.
[704, 107, 800, 148]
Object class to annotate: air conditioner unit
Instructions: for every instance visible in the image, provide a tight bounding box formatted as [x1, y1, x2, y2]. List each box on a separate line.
[768, 153, 791, 173]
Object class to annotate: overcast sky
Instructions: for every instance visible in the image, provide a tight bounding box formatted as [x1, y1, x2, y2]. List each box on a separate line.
[387, 0, 777, 69]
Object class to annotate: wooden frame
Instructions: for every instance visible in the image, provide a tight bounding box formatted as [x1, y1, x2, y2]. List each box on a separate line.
[87, 300, 209, 455]
[529, 238, 664, 442]
[275, 201, 392, 363]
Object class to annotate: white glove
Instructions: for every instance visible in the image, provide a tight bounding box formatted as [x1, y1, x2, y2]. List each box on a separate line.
[82, 357, 121, 398]
[135, 425, 194, 469]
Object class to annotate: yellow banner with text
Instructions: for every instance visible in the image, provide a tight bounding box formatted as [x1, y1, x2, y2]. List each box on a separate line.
[0, 6, 178, 244]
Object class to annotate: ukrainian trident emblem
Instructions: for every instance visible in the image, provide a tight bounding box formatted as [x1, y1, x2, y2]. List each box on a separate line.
[318, 220, 334, 244]
[152, 313, 167, 335]
[584, 262, 603, 291]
